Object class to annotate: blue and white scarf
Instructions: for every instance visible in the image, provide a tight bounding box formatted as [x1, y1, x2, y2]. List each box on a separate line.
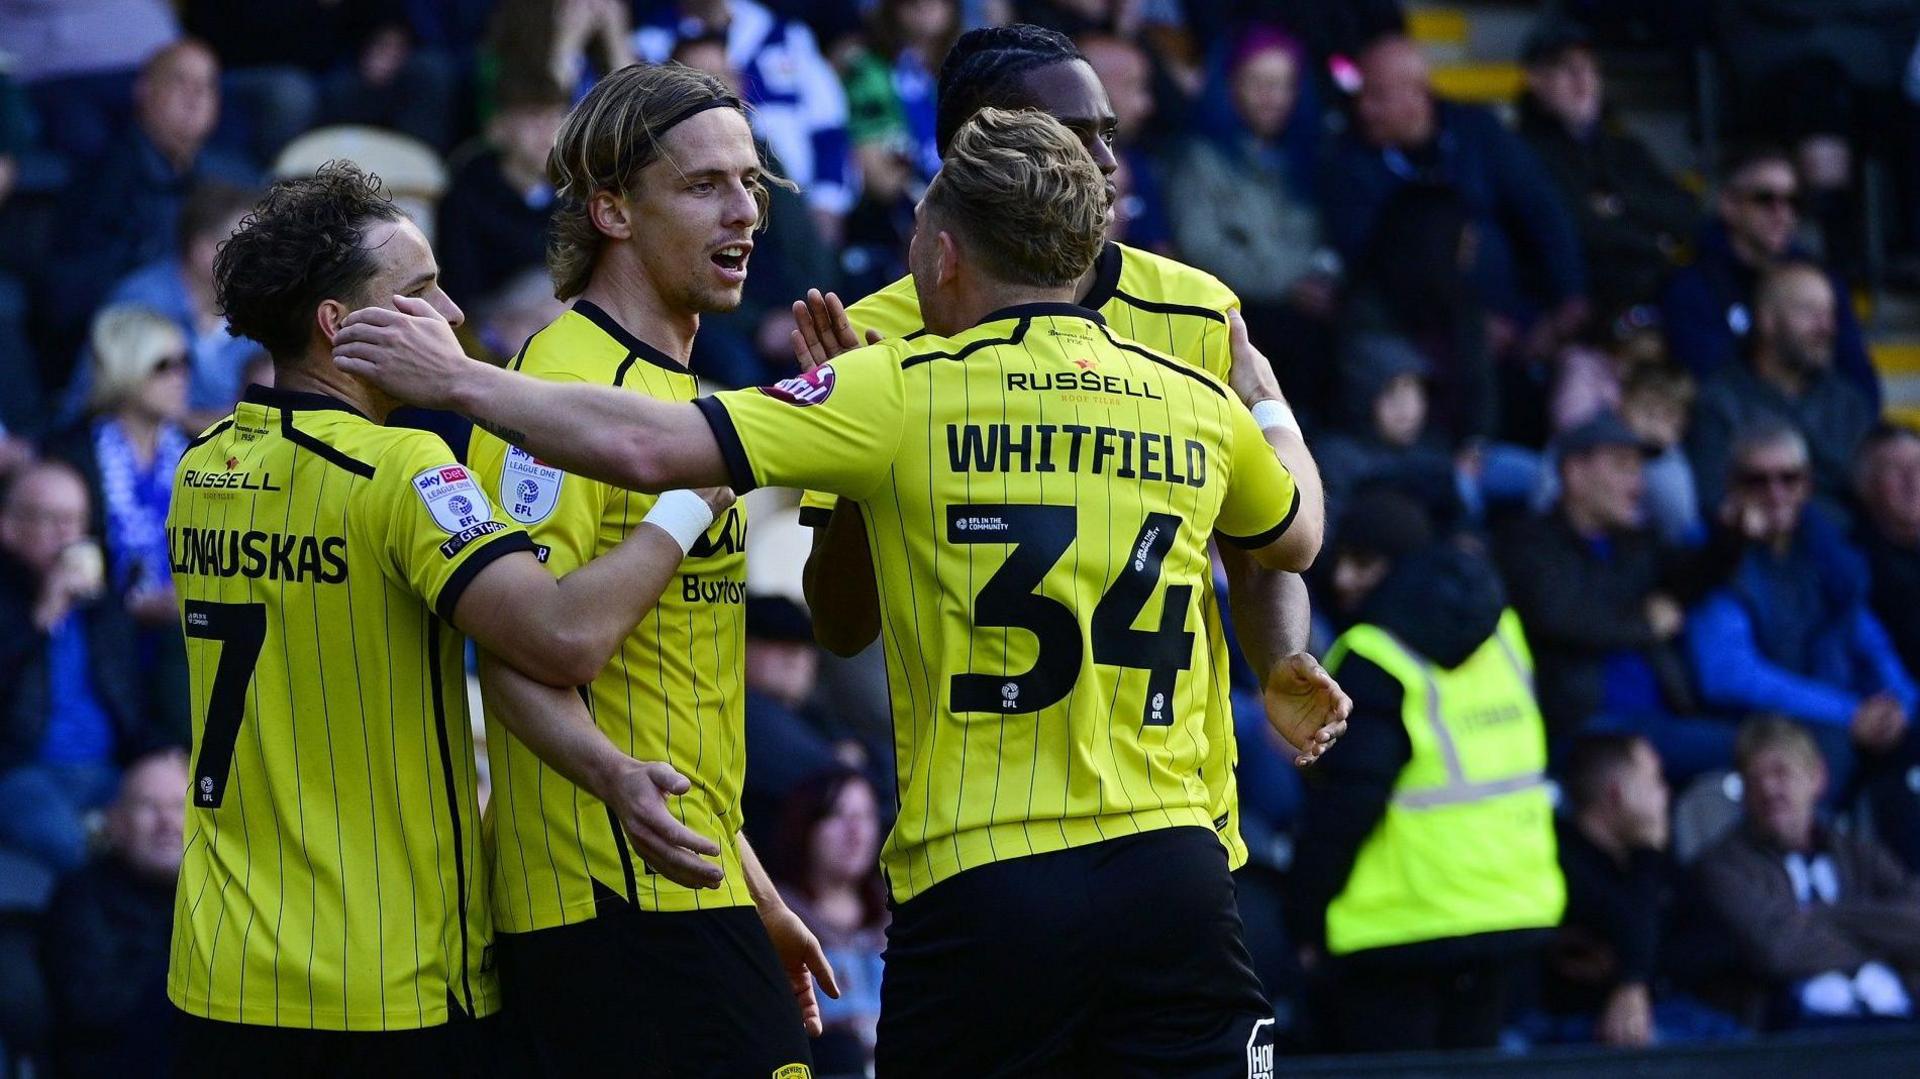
[94, 417, 187, 598]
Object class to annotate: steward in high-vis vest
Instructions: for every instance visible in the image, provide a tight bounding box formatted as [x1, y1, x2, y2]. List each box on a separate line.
[1289, 543, 1565, 1054]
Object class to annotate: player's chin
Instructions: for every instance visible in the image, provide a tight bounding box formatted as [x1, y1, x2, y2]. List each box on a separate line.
[694, 285, 747, 315]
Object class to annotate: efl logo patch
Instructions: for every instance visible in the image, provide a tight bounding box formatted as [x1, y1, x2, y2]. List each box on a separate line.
[760, 363, 836, 406]
[771, 1066, 811, 1079]
[412, 464, 492, 534]
[501, 446, 563, 524]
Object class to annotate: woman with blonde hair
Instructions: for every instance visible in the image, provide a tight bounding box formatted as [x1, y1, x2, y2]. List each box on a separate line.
[53, 304, 192, 629]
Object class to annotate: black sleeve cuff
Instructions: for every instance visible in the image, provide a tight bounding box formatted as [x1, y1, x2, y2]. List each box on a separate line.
[435, 530, 537, 623]
[1217, 485, 1301, 550]
[693, 396, 758, 494]
[798, 505, 832, 529]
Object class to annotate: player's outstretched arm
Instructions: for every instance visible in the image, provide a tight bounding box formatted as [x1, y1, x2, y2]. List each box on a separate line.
[449, 487, 733, 687]
[803, 501, 881, 656]
[1217, 559, 1346, 765]
[476, 652, 725, 889]
[738, 833, 841, 1037]
[334, 297, 729, 492]
[1225, 309, 1325, 569]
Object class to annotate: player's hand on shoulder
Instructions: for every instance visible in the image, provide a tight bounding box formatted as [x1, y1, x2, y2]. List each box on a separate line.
[1225, 308, 1285, 409]
[604, 759, 726, 889]
[1264, 651, 1352, 767]
[790, 288, 882, 373]
[332, 294, 470, 410]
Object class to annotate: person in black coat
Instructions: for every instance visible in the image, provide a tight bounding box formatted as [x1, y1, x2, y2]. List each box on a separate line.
[435, 72, 568, 308]
[1517, 22, 1697, 320]
[41, 751, 187, 1079]
[0, 462, 173, 873]
[1494, 413, 1742, 779]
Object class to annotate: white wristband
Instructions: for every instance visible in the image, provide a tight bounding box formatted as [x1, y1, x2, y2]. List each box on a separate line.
[642, 489, 716, 555]
[1251, 399, 1300, 436]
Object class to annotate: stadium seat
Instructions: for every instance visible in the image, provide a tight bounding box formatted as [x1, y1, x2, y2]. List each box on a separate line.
[273, 125, 450, 245]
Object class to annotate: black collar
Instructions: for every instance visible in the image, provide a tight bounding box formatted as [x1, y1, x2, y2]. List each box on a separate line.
[1077, 241, 1124, 310]
[242, 383, 371, 420]
[977, 302, 1106, 328]
[573, 300, 688, 374]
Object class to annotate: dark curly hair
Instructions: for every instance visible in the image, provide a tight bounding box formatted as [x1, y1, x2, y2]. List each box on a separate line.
[214, 162, 405, 362]
[935, 24, 1082, 156]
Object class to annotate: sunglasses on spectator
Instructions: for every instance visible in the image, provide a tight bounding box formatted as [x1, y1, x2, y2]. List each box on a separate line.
[1736, 467, 1808, 490]
[151, 354, 190, 375]
[1736, 187, 1800, 211]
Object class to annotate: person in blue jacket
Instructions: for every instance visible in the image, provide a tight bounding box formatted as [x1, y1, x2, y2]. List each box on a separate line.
[1687, 419, 1916, 800]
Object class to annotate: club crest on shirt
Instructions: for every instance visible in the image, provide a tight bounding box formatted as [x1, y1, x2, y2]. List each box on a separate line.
[501, 446, 563, 523]
[761, 363, 835, 406]
[771, 1066, 811, 1079]
[412, 465, 491, 534]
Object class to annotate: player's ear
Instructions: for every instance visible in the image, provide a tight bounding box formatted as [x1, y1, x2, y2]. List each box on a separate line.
[935, 230, 961, 288]
[590, 190, 634, 241]
[315, 299, 350, 342]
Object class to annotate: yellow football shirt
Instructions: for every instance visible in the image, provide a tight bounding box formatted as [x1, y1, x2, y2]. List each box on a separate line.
[168, 385, 531, 1030]
[468, 301, 753, 930]
[798, 242, 1259, 870]
[698, 302, 1297, 901]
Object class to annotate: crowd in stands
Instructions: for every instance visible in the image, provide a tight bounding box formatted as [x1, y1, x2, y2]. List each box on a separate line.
[9, 0, 1920, 1073]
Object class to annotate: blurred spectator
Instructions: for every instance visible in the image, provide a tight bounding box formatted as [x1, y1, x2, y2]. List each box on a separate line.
[436, 72, 567, 306]
[1496, 413, 1741, 778]
[0, 0, 179, 162]
[1716, 0, 1920, 277]
[841, 0, 953, 188]
[1856, 424, 1920, 682]
[50, 40, 257, 344]
[1542, 735, 1742, 1045]
[1339, 184, 1492, 446]
[771, 767, 888, 1074]
[0, 462, 168, 872]
[41, 750, 185, 1078]
[741, 595, 865, 838]
[471, 266, 567, 365]
[635, 0, 854, 239]
[1659, 145, 1879, 406]
[1078, 33, 1171, 252]
[184, 0, 460, 156]
[839, 0, 958, 295]
[1324, 35, 1587, 357]
[486, 0, 633, 109]
[1686, 262, 1876, 517]
[1317, 489, 1434, 640]
[1686, 421, 1916, 796]
[1517, 21, 1696, 321]
[1293, 542, 1563, 1053]
[51, 307, 191, 628]
[1696, 717, 1920, 1027]
[1169, 28, 1333, 393]
[97, 181, 262, 428]
[1619, 363, 1703, 546]
[1315, 333, 1464, 529]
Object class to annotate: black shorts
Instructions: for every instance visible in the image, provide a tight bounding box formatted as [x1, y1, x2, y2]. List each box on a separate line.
[173, 1010, 500, 1077]
[875, 826, 1274, 1079]
[494, 899, 813, 1078]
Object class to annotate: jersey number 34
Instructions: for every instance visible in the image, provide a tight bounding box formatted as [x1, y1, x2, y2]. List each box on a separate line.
[947, 503, 1192, 728]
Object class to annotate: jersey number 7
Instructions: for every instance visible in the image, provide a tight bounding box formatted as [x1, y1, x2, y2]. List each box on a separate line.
[946, 503, 1194, 727]
[183, 599, 267, 809]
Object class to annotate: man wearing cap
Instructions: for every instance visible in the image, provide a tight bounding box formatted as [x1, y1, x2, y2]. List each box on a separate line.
[1494, 413, 1745, 779]
[1516, 20, 1696, 320]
